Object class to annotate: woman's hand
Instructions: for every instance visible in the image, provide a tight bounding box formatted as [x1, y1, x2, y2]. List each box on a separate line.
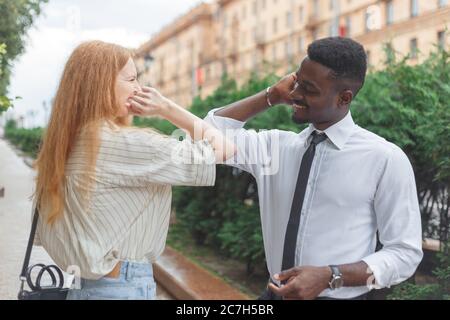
[127, 86, 173, 118]
[127, 86, 236, 163]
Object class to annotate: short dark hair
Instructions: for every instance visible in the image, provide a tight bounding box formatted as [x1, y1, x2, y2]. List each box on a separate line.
[307, 37, 367, 94]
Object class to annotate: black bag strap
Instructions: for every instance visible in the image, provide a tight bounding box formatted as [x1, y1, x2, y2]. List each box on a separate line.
[20, 206, 39, 280]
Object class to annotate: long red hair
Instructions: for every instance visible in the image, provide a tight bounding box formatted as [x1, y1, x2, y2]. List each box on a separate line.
[33, 41, 133, 224]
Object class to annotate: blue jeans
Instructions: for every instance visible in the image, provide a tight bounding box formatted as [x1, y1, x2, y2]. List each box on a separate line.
[66, 261, 156, 300]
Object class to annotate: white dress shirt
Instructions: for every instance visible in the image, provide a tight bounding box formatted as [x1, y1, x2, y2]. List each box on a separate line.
[205, 109, 423, 299]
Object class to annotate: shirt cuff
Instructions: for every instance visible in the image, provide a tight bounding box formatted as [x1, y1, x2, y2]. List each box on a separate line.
[205, 107, 247, 130]
[362, 251, 399, 289]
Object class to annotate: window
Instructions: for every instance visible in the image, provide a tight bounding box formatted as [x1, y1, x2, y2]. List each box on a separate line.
[298, 36, 304, 52]
[438, 30, 446, 49]
[261, 0, 266, 10]
[365, 10, 370, 32]
[330, 0, 334, 11]
[285, 41, 292, 58]
[273, 17, 278, 34]
[365, 5, 382, 32]
[240, 54, 246, 71]
[410, 0, 418, 17]
[253, 1, 258, 15]
[272, 45, 277, 61]
[410, 38, 418, 59]
[346, 16, 352, 36]
[205, 66, 211, 82]
[366, 50, 371, 66]
[286, 12, 293, 28]
[223, 14, 228, 28]
[299, 6, 304, 23]
[438, 0, 448, 8]
[242, 5, 247, 19]
[312, 28, 319, 41]
[329, 23, 335, 37]
[386, 43, 395, 63]
[313, 0, 319, 17]
[386, 0, 394, 25]
[253, 51, 258, 68]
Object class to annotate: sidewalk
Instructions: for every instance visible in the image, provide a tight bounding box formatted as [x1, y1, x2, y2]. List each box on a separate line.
[0, 138, 53, 300]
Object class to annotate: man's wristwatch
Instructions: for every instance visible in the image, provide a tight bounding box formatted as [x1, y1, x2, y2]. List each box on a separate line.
[328, 265, 344, 290]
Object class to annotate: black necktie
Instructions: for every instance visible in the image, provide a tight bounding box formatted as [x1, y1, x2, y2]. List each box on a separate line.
[281, 131, 328, 274]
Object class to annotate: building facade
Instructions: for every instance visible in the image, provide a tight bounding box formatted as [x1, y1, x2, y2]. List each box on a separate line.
[135, 0, 450, 108]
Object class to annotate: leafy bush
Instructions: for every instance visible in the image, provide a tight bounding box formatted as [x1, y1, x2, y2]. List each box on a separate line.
[389, 244, 450, 300]
[352, 49, 450, 244]
[4, 119, 43, 157]
[217, 199, 264, 274]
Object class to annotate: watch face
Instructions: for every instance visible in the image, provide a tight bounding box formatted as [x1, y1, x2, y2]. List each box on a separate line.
[333, 276, 344, 289]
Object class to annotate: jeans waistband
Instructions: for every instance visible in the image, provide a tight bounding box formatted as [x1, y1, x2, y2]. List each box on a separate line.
[117, 261, 153, 281]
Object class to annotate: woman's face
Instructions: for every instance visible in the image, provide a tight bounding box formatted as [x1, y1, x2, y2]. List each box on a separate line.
[115, 57, 141, 118]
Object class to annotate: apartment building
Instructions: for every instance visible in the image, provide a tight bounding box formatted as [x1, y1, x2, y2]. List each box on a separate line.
[135, 0, 450, 108]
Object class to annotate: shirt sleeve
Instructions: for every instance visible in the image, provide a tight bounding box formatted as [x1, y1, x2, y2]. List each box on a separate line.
[98, 128, 216, 187]
[362, 144, 423, 289]
[204, 107, 280, 178]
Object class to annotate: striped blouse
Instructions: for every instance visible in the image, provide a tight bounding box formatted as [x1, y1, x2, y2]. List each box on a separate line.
[34, 121, 216, 280]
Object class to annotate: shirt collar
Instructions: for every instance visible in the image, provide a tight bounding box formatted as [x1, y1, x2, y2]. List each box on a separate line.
[305, 111, 356, 150]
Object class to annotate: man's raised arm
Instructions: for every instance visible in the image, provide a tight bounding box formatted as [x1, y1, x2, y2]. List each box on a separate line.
[214, 73, 297, 122]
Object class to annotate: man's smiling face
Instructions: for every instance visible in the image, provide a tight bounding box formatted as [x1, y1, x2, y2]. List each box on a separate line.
[289, 57, 347, 130]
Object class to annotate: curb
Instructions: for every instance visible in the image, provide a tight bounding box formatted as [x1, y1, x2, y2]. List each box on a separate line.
[154, 246, 250, 300]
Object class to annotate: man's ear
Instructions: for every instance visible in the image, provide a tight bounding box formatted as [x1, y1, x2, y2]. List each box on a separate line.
[338, 90, 353, 108]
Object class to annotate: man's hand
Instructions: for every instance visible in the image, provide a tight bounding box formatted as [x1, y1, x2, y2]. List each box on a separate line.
[270, 73, 297, 105]
[213, 72, 297, 122]
[268, 266, 332, 300]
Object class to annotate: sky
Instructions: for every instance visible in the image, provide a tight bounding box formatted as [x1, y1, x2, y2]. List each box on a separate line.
[1, 0, 208, 128]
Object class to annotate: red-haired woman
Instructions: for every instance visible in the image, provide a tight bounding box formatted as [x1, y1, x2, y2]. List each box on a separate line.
[32, 41, 236, 300]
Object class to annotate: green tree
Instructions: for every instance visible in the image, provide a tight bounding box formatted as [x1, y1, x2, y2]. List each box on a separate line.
[0, 0, 48, 114]
[0, 43, 11, 112]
